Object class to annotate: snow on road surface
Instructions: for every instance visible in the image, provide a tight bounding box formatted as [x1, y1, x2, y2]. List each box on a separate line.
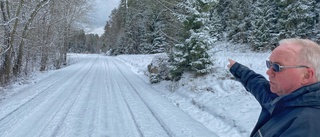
[0, 54, 218, 137]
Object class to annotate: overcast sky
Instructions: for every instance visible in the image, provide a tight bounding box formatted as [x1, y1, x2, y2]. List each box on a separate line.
[87, 0, 120, 36]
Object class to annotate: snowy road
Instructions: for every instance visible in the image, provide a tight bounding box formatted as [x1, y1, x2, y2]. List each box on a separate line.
[0, 54, 217, 137]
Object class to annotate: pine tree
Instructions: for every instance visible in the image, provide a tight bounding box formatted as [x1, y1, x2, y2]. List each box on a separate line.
[312, 1, 320, 43]
[225, 0, 252, 44]
[249, 0, 278, 50]
[169, 43, 188, 81]
[151, 32, 167, 53]
[187, 30, 213, 75]
[169, 0, 214, 80]
[276, 0, 317, 39]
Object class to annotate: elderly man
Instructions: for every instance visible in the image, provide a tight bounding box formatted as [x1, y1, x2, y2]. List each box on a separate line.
[227, 38, 320, 137]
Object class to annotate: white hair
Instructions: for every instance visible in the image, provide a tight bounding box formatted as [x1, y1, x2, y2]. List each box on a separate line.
[279, 38, 320, 81]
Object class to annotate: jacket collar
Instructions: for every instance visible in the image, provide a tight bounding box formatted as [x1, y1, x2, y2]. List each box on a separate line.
[263, 82, 320, 114]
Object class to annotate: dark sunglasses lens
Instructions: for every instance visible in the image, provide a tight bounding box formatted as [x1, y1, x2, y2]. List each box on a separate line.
[266, 61, 270, 68]
[272, 64, 280, 72]
[266, 60, 281, 72]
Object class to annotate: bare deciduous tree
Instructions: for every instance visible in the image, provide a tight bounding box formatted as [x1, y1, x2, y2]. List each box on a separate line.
[0, 0, 93, 86]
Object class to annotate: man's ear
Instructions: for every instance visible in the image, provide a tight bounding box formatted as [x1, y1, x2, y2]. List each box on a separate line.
[301, 68, 316, 85]
[305, 72, 310, 79]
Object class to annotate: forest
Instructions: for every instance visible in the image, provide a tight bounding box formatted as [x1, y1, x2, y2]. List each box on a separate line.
[102, 0, 320, 81]
[1, 0, 320, 86]
[0, 0, 93, 86]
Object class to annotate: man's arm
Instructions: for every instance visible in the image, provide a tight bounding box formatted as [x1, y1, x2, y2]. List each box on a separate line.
[229, 62, 277, 105]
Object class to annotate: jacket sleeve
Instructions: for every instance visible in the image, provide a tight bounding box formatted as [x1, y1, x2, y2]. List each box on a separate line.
[229, 62, 278, 105]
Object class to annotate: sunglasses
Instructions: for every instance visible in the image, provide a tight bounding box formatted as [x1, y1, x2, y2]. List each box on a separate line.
[266, 60, 309, 72]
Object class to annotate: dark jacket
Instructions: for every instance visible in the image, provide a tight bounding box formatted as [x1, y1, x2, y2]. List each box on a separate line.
[230, 62, 320, 137]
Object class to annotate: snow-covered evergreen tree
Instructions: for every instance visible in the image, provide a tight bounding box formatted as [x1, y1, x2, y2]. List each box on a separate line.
[151, 32, 167, 53]
[103, 0, 320, 57]
[276, 0, 317, 39]
[169, 43, 188, 81]
[223, 0, 252, 44]
[169, 0, 214, 80]
[312, 1, 320, 43]
[187, 30, 213, 75]
[150, 19, 168, 53]
[249, 0, 278, 50]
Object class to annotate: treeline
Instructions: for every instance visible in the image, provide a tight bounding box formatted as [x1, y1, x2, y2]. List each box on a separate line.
[103, 0, 320, 80]
[103, 0, 320, 53]
[0, 0, 92, 86]
[102, 0, 180, 55]
[68, 30, 102, 54]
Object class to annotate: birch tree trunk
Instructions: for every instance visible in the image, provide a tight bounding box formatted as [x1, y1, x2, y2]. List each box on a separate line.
[13, 0, 50, 76]
[1, 0, 92, 86]
[0, 0, 23, 85]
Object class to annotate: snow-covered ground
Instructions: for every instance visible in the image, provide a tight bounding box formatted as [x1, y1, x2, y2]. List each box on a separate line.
[0, 55, 217, 137]
[0, 42, 271, 137]
[116, 43, 271, 137]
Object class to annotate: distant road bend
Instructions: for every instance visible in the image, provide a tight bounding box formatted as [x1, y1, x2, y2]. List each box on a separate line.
[0, 54, 218, 137]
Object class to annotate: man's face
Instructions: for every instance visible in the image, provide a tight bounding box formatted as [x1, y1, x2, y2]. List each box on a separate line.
[266, 44, 305, 96]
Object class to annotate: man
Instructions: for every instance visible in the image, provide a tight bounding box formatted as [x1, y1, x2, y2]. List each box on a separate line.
[227, 38, 320, 137]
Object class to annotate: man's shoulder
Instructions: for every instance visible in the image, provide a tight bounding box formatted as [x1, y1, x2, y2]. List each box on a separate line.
[299, 106, 320, 114]
[291, 106, 320, 120]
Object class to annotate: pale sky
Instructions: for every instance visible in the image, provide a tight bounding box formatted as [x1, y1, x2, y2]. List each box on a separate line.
[87, 0, 120, 36]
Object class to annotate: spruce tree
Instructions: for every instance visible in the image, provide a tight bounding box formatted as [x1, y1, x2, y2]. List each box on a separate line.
[276, 0, 317, 39]
[169, 0, 213, 80]
[249, 0, 278, 50]
[151, 29, 167, 54]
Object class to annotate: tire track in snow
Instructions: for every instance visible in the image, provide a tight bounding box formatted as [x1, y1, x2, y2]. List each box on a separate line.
[0, 55, 99, 137]
[105, 57, 144, 137]
[0, 54, 217, 137]
[109, 58, 173, 137]
[110, 57, 218, 137]
[44, 55, 100, 137]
